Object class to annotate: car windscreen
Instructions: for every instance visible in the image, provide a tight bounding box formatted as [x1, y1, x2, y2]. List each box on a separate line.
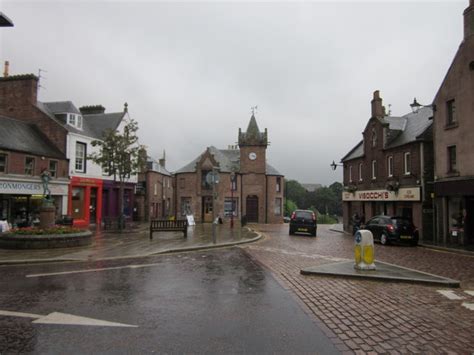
[391, 218, 412, 227]
[296, 211, 313, 219]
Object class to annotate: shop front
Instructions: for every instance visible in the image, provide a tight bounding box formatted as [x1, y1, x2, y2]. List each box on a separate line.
[343, 187, 423, 236]
[0, 176, 69, 227]
[434, 179, 474, 247]
[68, 176, 103, 227]
[102, 180, 135, 221]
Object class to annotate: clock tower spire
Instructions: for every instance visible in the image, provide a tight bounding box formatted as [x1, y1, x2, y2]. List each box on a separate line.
[238, 110, 268, 174]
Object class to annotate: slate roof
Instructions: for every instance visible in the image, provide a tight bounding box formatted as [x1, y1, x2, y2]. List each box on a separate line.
[147, 156, 172, 176]
[175, 146, 283, 176]
[41, 101, 125, 139]
[341, 106, 433, 162]
[0, 116, 66, 159]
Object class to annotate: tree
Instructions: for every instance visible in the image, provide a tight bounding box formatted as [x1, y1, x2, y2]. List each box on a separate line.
[89, 118, 146, 229]
[284, 199, 297, 216]
[286, 180, 307, 208]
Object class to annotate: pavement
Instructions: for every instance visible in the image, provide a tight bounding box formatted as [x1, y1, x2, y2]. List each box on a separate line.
[0, 223, 260, 265]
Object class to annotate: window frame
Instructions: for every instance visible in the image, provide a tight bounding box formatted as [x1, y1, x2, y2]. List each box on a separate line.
[447, 145, 457, 173]
[349, 165, 353, 183]
[276, 177, 281, 192]
[25, 156, 35, 176]
[0, 153, 7, 173]
[274, 197, 282, 216]
[49, 160, 58, 178]
[387, 155, 393, 177]
[371, 160, 377, 180]
[446, 99, 456, 126]
[404, 152, 411, 175]
[75, 141, 87, 173]
[358, 163, 363, 181]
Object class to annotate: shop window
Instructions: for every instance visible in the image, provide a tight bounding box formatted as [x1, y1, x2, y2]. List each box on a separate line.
[448, 197, 464, 236]
[224, 198, 238, 217]
[276, 177, 281, 192]
[404, 152, 411, 175]
[181, 197, 192, 216]
[0, 154, 7, 173]
[75, 142, 86, 173]
[25, 157, 35, 175]
[446, 99, 456, 126]
[49, 160, 58, 178]
[359, 163, 363, 181]
[371, 160, 377, 180]
[387, 156, 393, 177]
[71, 187, 85, 219]
[274, 198, 282, 216]
[447, 146, 457, 173]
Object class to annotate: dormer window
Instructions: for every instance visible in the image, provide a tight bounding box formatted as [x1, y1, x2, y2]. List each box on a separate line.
[67, 113, 83, 129]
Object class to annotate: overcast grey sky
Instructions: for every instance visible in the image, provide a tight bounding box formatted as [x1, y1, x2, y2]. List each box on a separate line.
[0, 0, 467, 185]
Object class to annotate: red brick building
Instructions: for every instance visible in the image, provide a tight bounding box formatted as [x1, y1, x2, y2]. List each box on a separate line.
[136, 153, 174, 221]
[174, 115, 284, 224]
[0, 115, 69, 226]
[432, 0, 474, 247]
[341, 91, 434, 240]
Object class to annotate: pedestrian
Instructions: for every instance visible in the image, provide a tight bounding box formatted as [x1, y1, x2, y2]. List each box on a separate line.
[352, 212, 361, 235]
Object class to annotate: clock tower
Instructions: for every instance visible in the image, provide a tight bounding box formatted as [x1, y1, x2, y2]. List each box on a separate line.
[238, 114, 268, 174]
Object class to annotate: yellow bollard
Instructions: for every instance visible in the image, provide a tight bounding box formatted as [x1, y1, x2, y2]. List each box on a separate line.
[354, 230, 376, 270]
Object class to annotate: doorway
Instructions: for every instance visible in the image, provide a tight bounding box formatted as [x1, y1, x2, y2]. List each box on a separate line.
[246, 195, 258, 223]
[90, 188, 97, 224]
[202, 196, 213, 222]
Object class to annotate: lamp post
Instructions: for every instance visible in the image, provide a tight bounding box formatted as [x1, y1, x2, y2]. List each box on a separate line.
[330, 160, 343, 171]
[410, 98, 422, 113]
[206, 167, 220, 244]
[230, 171, 236, 228]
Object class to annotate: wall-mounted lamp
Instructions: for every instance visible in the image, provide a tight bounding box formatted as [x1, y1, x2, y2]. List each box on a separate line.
[330, 160, 343, 171]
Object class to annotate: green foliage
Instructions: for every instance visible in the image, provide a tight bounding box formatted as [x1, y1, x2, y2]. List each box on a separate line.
[286, 180, 308, 208]
[89, 118, 146, 182]
[284, 199, 297, 216]
[316, 214, 338, 224]
[9, 226, 82, 235]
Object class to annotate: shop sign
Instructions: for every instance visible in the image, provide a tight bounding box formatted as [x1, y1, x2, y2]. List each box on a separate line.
[343, 187, 420, 202]
[0, 179, 68, 196]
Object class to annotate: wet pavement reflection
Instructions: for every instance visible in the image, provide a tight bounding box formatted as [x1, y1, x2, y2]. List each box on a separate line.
[0, 248, 339, 354]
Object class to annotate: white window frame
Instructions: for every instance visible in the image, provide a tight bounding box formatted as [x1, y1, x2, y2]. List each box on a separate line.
[372, 160, 377, 180]
[25, 156, 35, 176]
[404, 152, 411, 175]
[49, 160, 58, 178]
[387, 156, 393, 177]
[75, 142, 86, 173]
[68, 113, 76, 126]
[77, 115, 83, 129]
[274, 197, 282, 216]
[358, 163, 363, 181]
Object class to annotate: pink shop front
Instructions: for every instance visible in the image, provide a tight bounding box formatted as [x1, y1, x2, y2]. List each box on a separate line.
[102, 180, 135, 222]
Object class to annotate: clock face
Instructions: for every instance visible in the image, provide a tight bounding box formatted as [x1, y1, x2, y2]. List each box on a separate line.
[249, 152, 257, 161]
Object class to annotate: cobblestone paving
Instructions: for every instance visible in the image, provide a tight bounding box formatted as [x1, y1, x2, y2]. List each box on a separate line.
[241, 224, 474, 354]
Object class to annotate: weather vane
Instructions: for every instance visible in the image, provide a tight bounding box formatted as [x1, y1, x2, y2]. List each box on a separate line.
[251, 105, 258, 116]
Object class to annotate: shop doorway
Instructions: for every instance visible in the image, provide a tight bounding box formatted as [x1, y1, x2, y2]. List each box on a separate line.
[246, 195, 259, 223]
[202, 196, 213, 223]
[90, 188, 98, 224]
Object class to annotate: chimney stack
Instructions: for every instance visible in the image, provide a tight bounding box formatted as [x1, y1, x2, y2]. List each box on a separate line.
[371, 90, 384, 118]
[159, 150, 166, 168]
[464, 0, 474, 39]
[3, 61, 9, 77]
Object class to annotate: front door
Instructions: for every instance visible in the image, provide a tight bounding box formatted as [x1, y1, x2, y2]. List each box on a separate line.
[246, 195, 259, 223]
[202, 196, 213, 223]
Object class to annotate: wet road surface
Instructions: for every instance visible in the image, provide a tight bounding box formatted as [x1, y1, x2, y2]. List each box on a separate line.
[0, 248, 339, 354]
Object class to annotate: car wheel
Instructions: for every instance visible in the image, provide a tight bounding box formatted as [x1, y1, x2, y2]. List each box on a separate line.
[411, 240, 418, 246]
[380, 233, 389, 245]
[289, 228, 294, 235]
[311, 231, 316, 237]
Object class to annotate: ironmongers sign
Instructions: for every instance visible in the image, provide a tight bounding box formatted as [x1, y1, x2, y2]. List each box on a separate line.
[0, 178, 68, 195]
[342, 187, 420, 202]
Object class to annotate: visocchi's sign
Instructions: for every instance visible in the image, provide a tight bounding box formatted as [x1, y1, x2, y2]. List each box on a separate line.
[342, 187, 420, 201]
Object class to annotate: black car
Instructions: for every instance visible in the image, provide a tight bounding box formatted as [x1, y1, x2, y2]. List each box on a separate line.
[363, 215, 419, 246]
[289, 210, 317, 237]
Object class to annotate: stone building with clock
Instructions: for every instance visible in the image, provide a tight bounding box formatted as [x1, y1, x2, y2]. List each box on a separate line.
[174, 114, 284, 224]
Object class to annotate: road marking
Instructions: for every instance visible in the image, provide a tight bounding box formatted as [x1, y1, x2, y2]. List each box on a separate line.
[0, 309, 137, 327]
[244, 245, 348, 262]
[464, 290, 474, 297]
[26, 262, 163, 278]
[461, 303, 474, 311]
[437, 290, 465, 300]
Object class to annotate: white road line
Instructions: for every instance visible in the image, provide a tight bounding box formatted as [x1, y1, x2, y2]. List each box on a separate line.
[26, 262, 162, 278]
[464, 290, 474, 297]
[461, 303, 474, 311]
[0, 310, 43, 319]
[437, 290, 465, 300]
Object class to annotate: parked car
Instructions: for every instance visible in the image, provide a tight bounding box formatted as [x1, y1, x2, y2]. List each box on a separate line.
[363, 215, 418, 246]
[283, 216, 291, 223]
[289, 210, 317, 237]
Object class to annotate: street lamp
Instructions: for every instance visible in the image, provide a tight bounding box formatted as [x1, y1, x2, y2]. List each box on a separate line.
[330, 160, 343, 171]
[230, 171, 236, 228]
[206, 167, 220, 244]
